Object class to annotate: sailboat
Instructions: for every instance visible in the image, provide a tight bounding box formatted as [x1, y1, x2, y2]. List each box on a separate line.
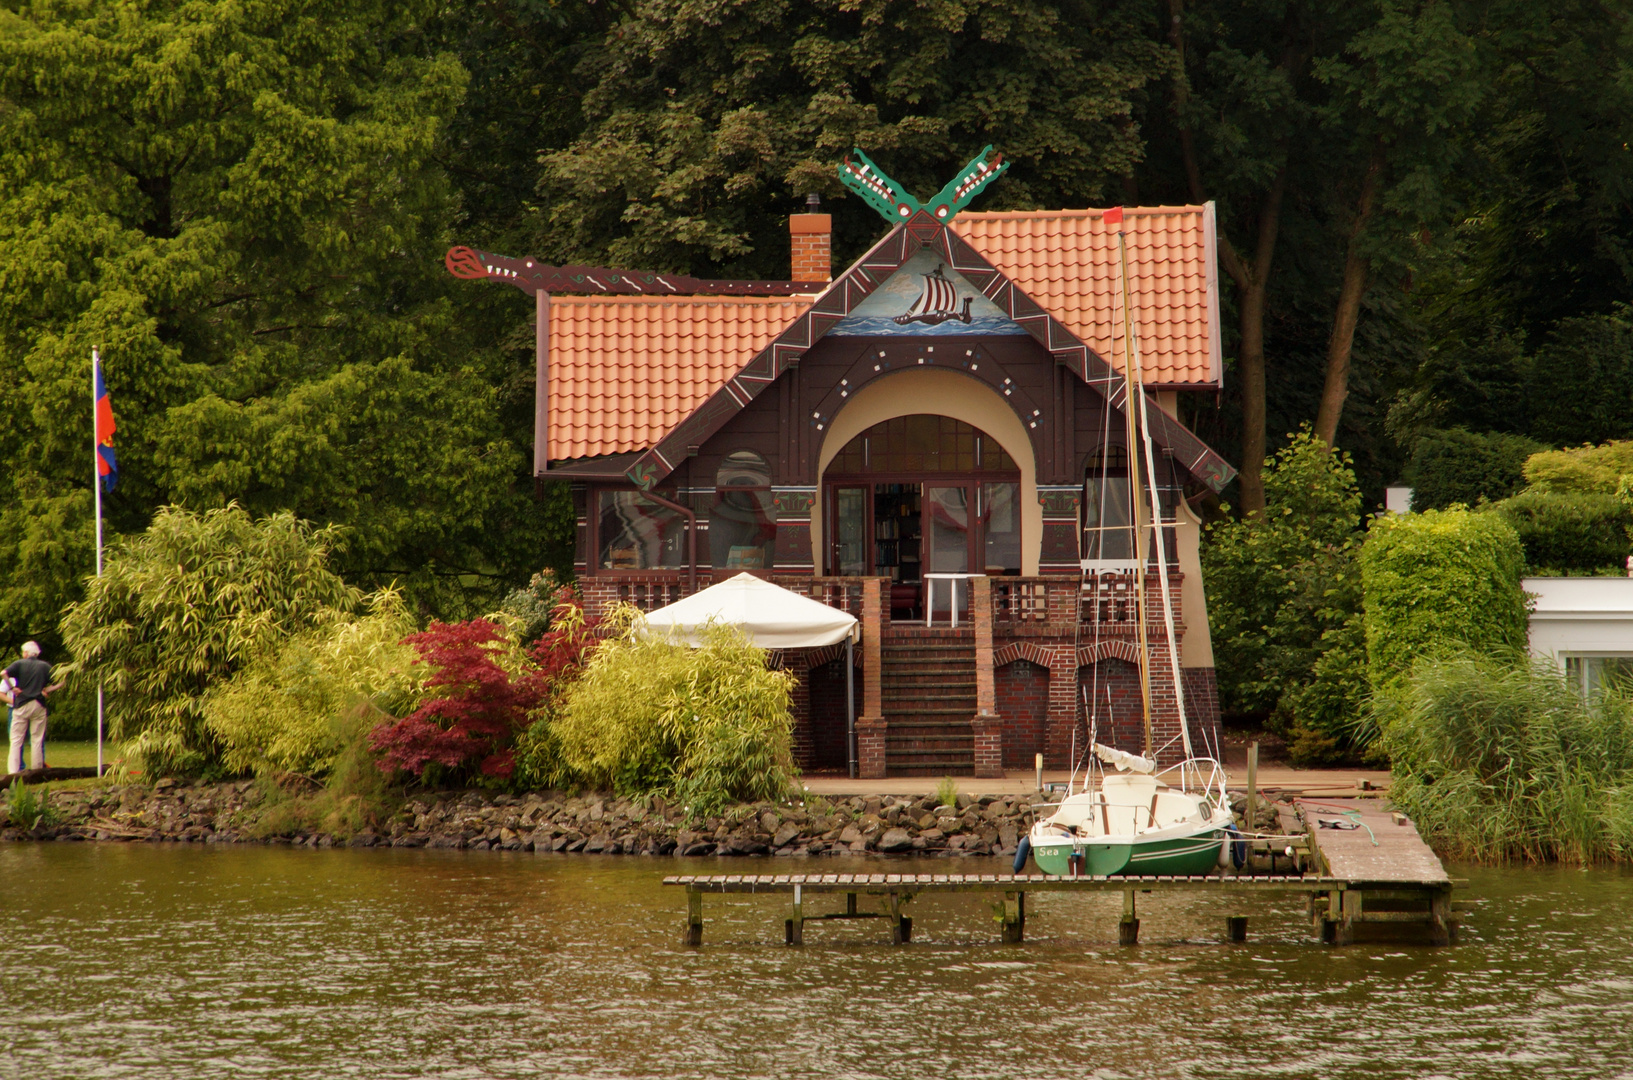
[893, 265, 973, 326]
[1022, 213, 1234, 878]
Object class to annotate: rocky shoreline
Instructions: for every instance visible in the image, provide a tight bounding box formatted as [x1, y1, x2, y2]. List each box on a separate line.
[1, 780, 1053, 859]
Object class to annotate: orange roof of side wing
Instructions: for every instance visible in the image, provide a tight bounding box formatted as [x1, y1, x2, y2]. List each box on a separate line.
[548, 295, 813, 462]
[955, 204, 1223, 388]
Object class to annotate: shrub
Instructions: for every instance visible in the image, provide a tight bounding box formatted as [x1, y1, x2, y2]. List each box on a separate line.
[1381, 654, 1633, 863]
[544, 610, 797, 817]
[1403, 428, 1546, 511]
[369, 596, 594, 784]
[498, 569, 569, 643]
[1360, 507, 1527, 694]
[1522, 439, 1633, 494]
[1487, 490, 1633, 574]
[202, 589, 422, 778]
[243, 704, 401, 841]
[59, 505, 361, 776]
[1203, 429, 1369, 760]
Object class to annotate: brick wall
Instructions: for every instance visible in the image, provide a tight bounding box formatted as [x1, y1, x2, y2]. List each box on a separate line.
[1183, 666, 1224, 759]
[1079, 659, 1145, 758]
[996, 660, 1049, 770]
[806, 658, 856, 772]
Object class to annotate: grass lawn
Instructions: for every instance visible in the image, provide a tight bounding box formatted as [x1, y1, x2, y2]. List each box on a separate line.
[7, 739, 136, 790]
[40, 740, 130, 769]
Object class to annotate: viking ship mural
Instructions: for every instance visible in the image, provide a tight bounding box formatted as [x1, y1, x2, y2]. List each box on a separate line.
[894, 264, 974, 327]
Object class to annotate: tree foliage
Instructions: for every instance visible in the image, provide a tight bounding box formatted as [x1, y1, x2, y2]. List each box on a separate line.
[1403, 428, 1546, 511]
[0, 0, 565, 656]
[58, 505, 362, 776]
[1201, 429, 1368, 762]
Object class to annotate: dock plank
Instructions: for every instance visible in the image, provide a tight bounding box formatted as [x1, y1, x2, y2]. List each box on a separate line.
[1298, 798, 1449, 886]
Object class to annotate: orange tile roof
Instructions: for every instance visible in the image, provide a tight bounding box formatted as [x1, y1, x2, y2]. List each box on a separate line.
[549, 295, 812, 461]
[547, 206, 1220, 462]
[955, 205, 1222, 387]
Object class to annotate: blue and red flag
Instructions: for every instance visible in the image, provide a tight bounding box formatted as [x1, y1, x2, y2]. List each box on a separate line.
[95, 358, 117, 492]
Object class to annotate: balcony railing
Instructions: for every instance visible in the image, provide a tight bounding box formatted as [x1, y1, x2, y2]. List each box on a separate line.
[993, 573, 1184, 635]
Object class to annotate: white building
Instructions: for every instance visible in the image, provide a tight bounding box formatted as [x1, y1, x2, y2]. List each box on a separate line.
[1525, 576, 1633, 694]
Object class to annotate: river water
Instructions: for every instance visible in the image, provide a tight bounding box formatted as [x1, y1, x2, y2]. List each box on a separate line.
[3, 844, 1630, 1080]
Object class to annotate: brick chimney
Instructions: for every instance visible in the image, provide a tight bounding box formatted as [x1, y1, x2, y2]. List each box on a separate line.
[790, 193, 831, 284]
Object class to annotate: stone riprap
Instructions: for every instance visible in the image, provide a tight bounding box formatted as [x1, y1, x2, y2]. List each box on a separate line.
[0, 780, 1055, 858]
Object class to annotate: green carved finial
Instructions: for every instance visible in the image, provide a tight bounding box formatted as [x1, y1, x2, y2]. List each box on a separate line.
[839, 149, 921, 223]
[925, 145, 1008, 222]
[839, 147, 1007, 226]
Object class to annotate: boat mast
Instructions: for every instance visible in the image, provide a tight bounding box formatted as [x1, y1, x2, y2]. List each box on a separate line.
[1124, 254, 1196, 763]
[1112, 216, 1155, 757]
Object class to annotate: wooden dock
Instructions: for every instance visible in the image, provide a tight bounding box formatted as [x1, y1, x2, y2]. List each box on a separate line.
[664, 800, 1462, 947]
[1297, 797, 1457, 946]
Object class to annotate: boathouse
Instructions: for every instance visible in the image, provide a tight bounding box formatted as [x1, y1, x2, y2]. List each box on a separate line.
[446, 159, 1238, 778]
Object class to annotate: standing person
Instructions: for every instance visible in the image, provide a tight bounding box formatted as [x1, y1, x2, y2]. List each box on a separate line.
[5, 642, 62, 775]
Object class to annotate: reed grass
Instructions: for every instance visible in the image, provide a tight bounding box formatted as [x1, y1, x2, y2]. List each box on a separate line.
[1379, 653, 1633, 863]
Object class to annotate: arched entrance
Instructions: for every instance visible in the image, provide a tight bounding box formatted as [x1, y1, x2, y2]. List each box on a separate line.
[823, 414, 1021, 617]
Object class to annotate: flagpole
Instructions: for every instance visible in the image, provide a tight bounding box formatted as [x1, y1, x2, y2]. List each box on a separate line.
[93, 349, 104, 777]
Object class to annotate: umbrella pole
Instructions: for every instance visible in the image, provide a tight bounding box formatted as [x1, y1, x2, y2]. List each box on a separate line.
[846, 635, 857, 779]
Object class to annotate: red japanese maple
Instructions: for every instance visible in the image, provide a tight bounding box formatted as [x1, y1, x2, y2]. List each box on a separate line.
[370, 592, 595, 781]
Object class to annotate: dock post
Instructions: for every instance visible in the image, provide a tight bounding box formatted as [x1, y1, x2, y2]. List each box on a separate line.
[1245, 741, 1258, 831]
[1428, 887, 1452, 947]
[1225, 916, 1248, 943]
[787, 883, 803, 946]
[1322, 888, 1357, 946]
[686, 889, 703, 946]
[889, 892, 907, 945]
[1002, 891, 1025, 943]
[846, 892, 858, 917]
[1119, 889, 1139, 946]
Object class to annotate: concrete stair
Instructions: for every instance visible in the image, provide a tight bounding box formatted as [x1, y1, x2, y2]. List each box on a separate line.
[882, 634, 976, 776]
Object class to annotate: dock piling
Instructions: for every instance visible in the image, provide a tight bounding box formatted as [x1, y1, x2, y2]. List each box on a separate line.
[1225, 916, 1248, 943]
[686, 889, 703, 946]
[1001, 891, 1025, 943]
[1119, 889, 1139, 946]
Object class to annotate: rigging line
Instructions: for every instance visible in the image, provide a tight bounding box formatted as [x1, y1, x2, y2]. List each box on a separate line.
[1118, 227, 1194, 761]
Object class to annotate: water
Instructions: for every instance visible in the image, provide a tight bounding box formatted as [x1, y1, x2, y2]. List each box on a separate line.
[3, 845, 1631, 1080]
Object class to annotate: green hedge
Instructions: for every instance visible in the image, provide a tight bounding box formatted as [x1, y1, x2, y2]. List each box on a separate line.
[1488, 490, 1633, 573]
[1360, 508, 1528, 692]
[1404, 428, 1546, 511]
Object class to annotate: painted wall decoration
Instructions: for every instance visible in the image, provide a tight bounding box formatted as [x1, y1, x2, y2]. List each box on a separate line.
[827, 251, 1029, 337]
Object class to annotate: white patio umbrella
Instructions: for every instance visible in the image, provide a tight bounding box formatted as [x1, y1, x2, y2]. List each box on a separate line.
[644, 573, 861, 775]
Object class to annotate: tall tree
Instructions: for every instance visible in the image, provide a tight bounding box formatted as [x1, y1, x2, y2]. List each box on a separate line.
[526, 0, 1172, 277]
[0, 0, 565, 651]
[1159, 0, 1318, 512]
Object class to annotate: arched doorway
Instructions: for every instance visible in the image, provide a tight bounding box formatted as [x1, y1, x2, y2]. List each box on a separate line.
[823, 414, 1022, 617]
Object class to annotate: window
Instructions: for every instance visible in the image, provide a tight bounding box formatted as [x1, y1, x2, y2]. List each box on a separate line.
[827, 415, 1017, 475]
[710, 450, 775, 570]
[1565, 655, 1633, 697]
[598, 490, 686, 570]
[1083, 448, 1139, 567]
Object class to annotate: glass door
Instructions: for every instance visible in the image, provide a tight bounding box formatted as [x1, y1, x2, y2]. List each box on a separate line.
[831, 486, 868, 576]
[925, 485, 972, 613]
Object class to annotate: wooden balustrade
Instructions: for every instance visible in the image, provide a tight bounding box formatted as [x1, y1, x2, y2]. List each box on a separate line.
[991, 573, 1184, 636]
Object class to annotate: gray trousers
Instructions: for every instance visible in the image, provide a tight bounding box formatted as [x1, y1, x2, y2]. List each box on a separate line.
[8, 700, 47, 775]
